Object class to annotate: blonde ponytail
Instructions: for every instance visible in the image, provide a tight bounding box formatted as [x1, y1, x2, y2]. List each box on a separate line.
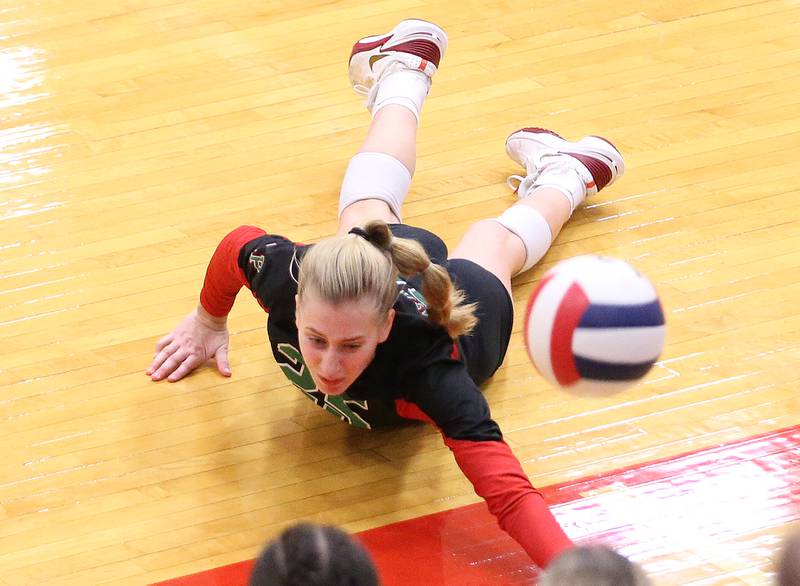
[298, 220, 477, 338]
[416, 262, 478, 338]
[364, 220, 478, 337]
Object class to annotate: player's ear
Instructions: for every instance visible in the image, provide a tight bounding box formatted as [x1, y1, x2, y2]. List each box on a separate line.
[378, 308, 395, 343]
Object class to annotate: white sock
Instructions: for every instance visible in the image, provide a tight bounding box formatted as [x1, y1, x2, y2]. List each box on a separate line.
[523, 157, 589, 213]
[371, 69, 431, 122]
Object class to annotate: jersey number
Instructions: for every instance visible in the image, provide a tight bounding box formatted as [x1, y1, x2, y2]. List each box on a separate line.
[276, 343, 371, 429]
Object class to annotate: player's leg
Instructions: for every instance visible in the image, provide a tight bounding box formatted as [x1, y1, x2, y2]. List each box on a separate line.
[449, 128, 625, 294]
[337, 19, 448, 235]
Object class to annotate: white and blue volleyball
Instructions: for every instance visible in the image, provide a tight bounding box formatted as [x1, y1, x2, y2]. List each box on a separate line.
[524, 255, 665, 395]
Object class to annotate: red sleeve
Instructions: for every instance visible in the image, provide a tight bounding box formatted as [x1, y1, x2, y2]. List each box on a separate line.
[446, 437, 574, 568]
[199, 226, 267, 317]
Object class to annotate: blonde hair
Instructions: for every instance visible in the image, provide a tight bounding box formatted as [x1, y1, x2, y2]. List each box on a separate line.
[297, 221, 477, 338]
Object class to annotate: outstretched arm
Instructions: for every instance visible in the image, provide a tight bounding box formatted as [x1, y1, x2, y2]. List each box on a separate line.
[397, 363, 574, 568]
[446, 437, 573, 568]
[147, 225, 267, 382]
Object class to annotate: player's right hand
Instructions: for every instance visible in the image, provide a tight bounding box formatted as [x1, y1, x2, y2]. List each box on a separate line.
[146, 305, 231, 382]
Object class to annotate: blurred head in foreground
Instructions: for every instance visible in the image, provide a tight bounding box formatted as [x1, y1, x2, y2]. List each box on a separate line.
[539, 544, 652, 586]
[249, 523, 379, 586]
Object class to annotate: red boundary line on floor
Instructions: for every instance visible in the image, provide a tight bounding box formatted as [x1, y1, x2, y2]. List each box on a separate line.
[152, 424, 800, 585]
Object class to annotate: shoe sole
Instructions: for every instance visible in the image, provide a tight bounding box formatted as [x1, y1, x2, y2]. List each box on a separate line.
[506, 127, 625, 179]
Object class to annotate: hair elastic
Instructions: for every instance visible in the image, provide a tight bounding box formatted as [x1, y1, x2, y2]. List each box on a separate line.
[348, 226, 370, 240]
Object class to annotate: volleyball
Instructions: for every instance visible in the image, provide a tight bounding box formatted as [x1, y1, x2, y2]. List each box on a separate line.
[524, 255, 665, 395]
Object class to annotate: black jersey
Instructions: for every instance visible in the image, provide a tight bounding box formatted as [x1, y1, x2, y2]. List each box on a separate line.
[235, 227, 501, 441]
[198, 224, 574, 567]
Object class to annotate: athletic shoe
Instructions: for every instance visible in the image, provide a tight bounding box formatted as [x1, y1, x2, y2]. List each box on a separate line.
[505, 127, 625, 200]
[348, 19, 447, 107]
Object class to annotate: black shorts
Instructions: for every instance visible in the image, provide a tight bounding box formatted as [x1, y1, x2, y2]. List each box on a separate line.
[389, 224, 514, 386]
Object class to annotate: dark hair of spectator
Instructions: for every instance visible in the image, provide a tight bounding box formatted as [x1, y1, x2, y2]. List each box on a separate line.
[249, 523, 380, 586]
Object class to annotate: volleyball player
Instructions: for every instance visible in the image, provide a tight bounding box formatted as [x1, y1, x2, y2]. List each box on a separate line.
[147, 18, 624, 568]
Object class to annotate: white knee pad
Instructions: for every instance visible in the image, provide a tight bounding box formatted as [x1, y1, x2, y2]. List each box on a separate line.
[338, 152, 412, 221]
[494, 205, 553, 274]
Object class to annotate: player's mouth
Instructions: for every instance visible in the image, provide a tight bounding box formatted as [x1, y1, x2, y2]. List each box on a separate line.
[318, 375, 346, 390]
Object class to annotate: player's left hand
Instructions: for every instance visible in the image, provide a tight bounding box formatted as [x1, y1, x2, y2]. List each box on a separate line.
[146, 305, 231, 382]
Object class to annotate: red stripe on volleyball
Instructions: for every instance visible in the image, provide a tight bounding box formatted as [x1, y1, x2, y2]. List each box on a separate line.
[523, 273, 555, 360]
[551, 282, 589, 386]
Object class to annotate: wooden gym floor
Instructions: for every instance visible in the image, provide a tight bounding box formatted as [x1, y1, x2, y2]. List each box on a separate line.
[1, 0, 798, 584]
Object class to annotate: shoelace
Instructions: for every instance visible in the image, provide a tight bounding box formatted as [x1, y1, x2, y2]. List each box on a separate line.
[506, 150, 584, 198]
[506, 173, 537, 198]
[506, 149, 558, 198]
[352, 82, 370, 96]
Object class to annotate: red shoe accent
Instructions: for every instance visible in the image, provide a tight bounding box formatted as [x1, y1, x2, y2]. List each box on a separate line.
[517, 127, 565, 139]
[350, 34, 393, 58]
[568, 153, 613, 191]
[385, 39, 442, 66]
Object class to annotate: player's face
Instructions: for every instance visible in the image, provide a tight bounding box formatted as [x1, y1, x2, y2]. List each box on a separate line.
[295, 292, 394, 396]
